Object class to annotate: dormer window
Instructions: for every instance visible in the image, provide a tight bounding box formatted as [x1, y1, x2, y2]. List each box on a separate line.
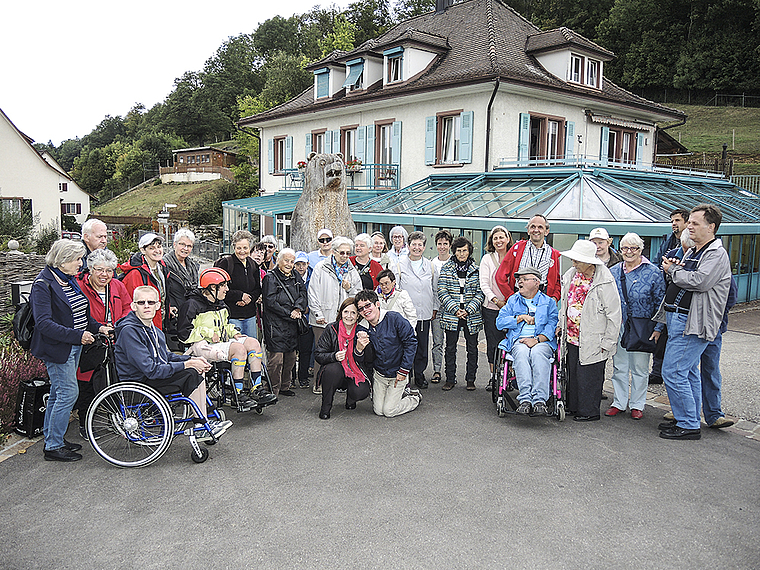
[314, 68, 329, 99]
[343, 58, 364, 92]
[383, 47, 404, 84]
[569, 53, 601, 88]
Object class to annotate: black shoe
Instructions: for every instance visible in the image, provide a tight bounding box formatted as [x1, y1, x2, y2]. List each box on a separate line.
[573, 415, 601, 422]
[648, 374, 664, 384]
[79, 426, 88, 441]
[252, 389, 278, 406]
[658, 419, 678, 430]
[63, 439, 82, 452]
[516, 401, 532, 415]
[345, 401, 357, 410]
[236, 393, 260, 409]
[299, 380, 310, 389]
[530, 402, 549, 416]
[659, 427, 701, 440]
[44, 448, 83, 462]
[279, 389, 296, 397]
[319, 411, 330, 420]
[601, 394, 608, 400]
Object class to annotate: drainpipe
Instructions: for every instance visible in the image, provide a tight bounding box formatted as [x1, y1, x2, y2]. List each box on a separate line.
[484, 78, 500, 172]
[235, 124, 261, 192]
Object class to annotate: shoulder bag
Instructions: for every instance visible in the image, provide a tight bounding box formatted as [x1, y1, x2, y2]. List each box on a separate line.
[619, 270, 657, 353]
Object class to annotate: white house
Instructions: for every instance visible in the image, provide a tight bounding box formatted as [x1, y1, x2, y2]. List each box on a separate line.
[0, 107, 90, 233]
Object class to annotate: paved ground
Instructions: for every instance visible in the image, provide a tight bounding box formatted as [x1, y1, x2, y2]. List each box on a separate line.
[1, 309, 759, 569]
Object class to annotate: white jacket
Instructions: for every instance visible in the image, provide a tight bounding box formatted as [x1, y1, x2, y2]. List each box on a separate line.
[395, 256, 438, 320]
[380, 289, 417, 329]
[479, 252, 506, 311]
[307, 258, 362, 327]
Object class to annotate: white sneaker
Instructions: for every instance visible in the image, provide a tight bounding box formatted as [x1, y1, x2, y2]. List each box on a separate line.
[197, 419, 232, 442]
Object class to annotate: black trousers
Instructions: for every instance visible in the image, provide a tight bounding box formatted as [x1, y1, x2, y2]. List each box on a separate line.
[650, 325, 668, 378]
[444, 320, 479, 384]
[413, 319, 431, 385]
[319, 362, 370, 415]
[482, 306, 506, 365]
[565, 343, 606, 417]
[294, 327, 314, 382]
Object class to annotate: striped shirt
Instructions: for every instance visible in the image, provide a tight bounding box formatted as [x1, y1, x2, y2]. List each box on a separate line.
[62, 282, 89, 331]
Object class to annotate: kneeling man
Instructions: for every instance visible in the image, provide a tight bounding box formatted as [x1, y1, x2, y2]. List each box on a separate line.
[496, 267, 559, 416]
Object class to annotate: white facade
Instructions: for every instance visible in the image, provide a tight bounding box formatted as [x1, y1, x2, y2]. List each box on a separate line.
[42, 152, 91, 226]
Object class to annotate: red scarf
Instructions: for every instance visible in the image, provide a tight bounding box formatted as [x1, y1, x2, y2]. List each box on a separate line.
[338, 320, 365, 386]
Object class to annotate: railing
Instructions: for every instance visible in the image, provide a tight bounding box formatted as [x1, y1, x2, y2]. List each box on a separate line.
[731, 175, 760, 194]
[160, 165, 235, 182]
[193, 239, 221, 262]
[281, 163, 400, 191]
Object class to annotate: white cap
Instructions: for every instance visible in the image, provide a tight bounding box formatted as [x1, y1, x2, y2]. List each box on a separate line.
[139, 233, 164, 249]
[295, 251, 309, 263]
[588, 227, 610, 241]
[317, 228, 333, 239]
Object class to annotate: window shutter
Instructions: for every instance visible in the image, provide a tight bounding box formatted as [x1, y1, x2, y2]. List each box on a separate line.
[268, 139, 274, 174]
[459, 111, 474, 164]
[600, 127, 609, 166]
[424, 116, 436, 165]
[76, 203, 82, 215]
[305, 133, 312, 157]
[518, 113, 530, 166]
[332, 130, 340, 155]
[636, 132, 644, 166]
[61, 203, 66, 216]
[325, 130, 333, 154]
[366, 125, 375, 164]
[285, 136, 293, 169]
[357, 127, 366, 163]
[391, 121, 402, 165]
[565, 121, 575, 162]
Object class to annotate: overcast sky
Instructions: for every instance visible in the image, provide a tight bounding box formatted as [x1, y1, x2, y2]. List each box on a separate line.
[1, 0, 351, 146]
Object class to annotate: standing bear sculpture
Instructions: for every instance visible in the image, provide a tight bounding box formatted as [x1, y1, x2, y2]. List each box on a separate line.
[290, 152, 357, 253]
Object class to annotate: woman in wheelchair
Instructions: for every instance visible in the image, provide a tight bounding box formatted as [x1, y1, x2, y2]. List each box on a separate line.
[177, 268, 275, 409]
[495, 266, 559, 416]
[114, 286, 232, 441]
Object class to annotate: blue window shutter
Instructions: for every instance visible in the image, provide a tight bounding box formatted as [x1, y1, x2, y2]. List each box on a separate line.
[636, 132, 644, 166]
[518, 113, 530, 166]
[357, 127, 366, 163]
[305, 133, 312, 157]
[600, 127, 610, 166]
[424, 116, 436, 165]
[391, 121, 402, 165]
[332, 130, 340, 155]
[383, 46, 405, 56]
[285, 136, 293, 169]
[325, 130, 333, 154]
[565, 121, 575, 162]
[366, 125, 375, 164]
[460, 111, 474, 164]
[268, 139, 274, 174]
[316, 71, 329, 98]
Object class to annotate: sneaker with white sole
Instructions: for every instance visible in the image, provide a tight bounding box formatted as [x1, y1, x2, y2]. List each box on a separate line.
[196, 419, 232, 442]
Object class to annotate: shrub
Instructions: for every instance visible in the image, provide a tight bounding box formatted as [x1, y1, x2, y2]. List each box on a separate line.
[0, 338, 48, 437]
[34, 223, 59, 255]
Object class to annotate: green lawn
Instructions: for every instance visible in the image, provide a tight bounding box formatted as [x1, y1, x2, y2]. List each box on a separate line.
[669, 105, 760, 154]
[93, 179, 229, 218]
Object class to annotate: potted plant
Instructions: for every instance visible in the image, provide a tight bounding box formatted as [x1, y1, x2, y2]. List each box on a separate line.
[297, 160, 307, 172]
[346, 159, 363, 173]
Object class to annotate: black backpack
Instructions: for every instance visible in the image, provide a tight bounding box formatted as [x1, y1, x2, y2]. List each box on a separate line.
[12, 280, 49, 350]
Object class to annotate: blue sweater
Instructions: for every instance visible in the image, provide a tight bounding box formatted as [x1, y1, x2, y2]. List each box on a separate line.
[365, 310, 417, 377]
[496, 290, 558, 352]
[609, 259, 666, 331]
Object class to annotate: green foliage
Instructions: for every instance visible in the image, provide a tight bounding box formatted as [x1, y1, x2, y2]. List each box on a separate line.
[0, 207, 35, 242]
[253, 15, 302, 59]
[345, 0, 394, 46]
[257, 52, 313, 108]
[109, 235, 140, 264]
[34, 223, 59, 255]
[61, 215, 79, 232]
[319, 14, 357, 57]
[187, 182, 246, 226]
[393, 0, 435, 21]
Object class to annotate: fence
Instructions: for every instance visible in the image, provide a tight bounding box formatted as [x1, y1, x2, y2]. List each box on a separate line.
[281, 163, 400, 191]
[0, 252, 45, 317]
[731, 175, 760, 194]
[705, 94, 760, 108]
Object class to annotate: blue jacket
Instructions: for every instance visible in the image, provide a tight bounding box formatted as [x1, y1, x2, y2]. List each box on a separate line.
[364, 310, 417, 377]
[114, 311, 189, 383]
[30, 266, 100, 364]
[496, 290, 558, 352]
[610, 259, 666, 332]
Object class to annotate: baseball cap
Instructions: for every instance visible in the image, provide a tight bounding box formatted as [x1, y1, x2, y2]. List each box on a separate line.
[295, 251, 309, 263]
[317, 228, 333, 239]
[139, 233, 164, 249]
[588, 228, 610, 240]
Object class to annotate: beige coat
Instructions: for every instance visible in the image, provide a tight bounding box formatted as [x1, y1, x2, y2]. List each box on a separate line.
[560, 264, 622, 365]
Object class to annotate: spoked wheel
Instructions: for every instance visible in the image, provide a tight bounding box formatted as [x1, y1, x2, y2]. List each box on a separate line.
[491, 350, 507, 405]
[86, 383, 173, 468]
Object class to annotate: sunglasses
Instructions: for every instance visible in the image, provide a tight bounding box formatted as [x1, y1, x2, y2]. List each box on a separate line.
[357, 303, 373, 313]
[318, 237, 332, 243]
[266, 244, 275, 249]
[134, 300, 159, 306]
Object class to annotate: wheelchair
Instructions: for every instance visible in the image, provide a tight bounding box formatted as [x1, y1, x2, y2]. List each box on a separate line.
[490, 339, 566, 421]
[204, 360, 277, 414]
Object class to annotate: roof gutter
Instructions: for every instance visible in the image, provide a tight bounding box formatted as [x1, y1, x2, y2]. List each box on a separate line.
[484, 78, 500, 172]
[235, 124, 261, 193]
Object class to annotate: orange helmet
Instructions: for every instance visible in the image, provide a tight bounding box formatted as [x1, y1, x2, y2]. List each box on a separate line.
[199, 267, 230, 289]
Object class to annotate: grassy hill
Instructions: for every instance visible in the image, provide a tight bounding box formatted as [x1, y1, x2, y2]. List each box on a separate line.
[93, 179, 230, 218]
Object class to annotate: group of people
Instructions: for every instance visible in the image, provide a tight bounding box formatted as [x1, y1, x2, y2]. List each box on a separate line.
[29, 205, 734, 461]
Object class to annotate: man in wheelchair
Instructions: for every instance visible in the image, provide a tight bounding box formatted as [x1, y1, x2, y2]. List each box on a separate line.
[495, 267, 559, 416]
[115, 285, 232, 440]
[177, 267, 276, 410]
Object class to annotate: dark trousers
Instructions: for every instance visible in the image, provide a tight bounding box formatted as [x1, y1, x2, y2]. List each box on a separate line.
[295, 327, 314, 382]
[413, 319, 431, 385]
[320, 362, 371, 415]
[565, 343, 606, 417]
[444, 320, 479, 384]
[650, 325, 668, 379]
[75, 380, 95, 427]
[482, 306, 506, 365]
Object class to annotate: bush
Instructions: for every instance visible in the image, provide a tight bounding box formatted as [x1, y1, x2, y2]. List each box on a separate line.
[0, 207, 35, 242]
[109, 236, 139, 264]
[34, 223, 59, 255]
[0, 337, 48, 437]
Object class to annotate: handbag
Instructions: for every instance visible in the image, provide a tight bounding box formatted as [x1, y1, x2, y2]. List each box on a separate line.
[619, 270, 657, 353]
[271, 270, 310, 336]
[78, 284, 110, 373]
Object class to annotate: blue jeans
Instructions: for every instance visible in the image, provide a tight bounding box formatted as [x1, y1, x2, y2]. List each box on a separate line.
[43, 345, 82, 451]
[701, 332, 725, 425]
[511, 340, 553, 405]
[229, 317, 257, 339]
[662, 312, 709, 430]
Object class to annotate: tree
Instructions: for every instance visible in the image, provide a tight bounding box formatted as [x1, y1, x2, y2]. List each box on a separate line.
[257, 52, 313, 109]
[253, 15, 301, 60]
[393, 0, 436, 21]
[319, 14, 357, 57]
[82, 115, 127, 148]
[345, 0, 394, 46]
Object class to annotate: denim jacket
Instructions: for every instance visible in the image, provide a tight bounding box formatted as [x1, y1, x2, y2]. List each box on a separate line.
[496, 290, 559, 352]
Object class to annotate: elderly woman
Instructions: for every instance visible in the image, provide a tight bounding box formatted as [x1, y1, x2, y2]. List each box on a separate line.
[387, 226, 409, 271]
[315, 297, 374, 419]
[215, 230, 261, 339]
[438, 236, 484, 391]
[30, 240, 111, 461]
[351, 233, 383, 290]
[164, 228, 200, 315]
[262, 248, 308, 396]
[589, 227, 623, 268]
[261, 234, 278, 271]
[480, 225, 513, 380]
[606, 233, 665, 420]
[74, 248, 132, 440]
[559, 240, 622, 421]
[370, 231, 391, 269]
[119, 233, 171, 329]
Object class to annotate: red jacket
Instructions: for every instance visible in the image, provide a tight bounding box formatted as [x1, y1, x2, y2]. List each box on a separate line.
[118, 253, 169, 329]
[494, 240, 562, 301]
[75, 273, 132, 382]
[350, 256, 383, 289]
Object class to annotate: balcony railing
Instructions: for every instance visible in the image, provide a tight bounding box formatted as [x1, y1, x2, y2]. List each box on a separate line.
[281, 163, 400, 191]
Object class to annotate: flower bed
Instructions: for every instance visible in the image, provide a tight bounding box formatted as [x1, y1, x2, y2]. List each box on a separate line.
[0, 337, 48, 436]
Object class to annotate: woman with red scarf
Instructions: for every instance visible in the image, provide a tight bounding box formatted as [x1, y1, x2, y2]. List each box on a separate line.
[314, 297, 374, 419]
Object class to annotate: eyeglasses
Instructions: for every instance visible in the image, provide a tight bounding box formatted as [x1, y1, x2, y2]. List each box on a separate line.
[318, 237, 332, 243]
[620, 246, 641, 252]
[134, 300, 159, 306]
[356, 303, 373, 313]
[517, 276, 539, 282]
[177, 243, 193, 250]
[91, 267, 114, 275]
[336, 251, 351, 256]
[266, 244, 275, 249]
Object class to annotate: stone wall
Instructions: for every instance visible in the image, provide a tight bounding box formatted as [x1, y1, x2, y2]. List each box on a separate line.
[0, 252, 46, 317]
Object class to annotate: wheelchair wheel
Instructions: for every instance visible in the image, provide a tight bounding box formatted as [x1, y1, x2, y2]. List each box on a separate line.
[86, 382, 174, 468]
[191, 446, 209, 463]
[491, 349, 507, 405]
[556, 401, 566, 422]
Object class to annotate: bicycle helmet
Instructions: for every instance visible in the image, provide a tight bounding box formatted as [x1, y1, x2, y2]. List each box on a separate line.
[199, 267, 230, 289]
